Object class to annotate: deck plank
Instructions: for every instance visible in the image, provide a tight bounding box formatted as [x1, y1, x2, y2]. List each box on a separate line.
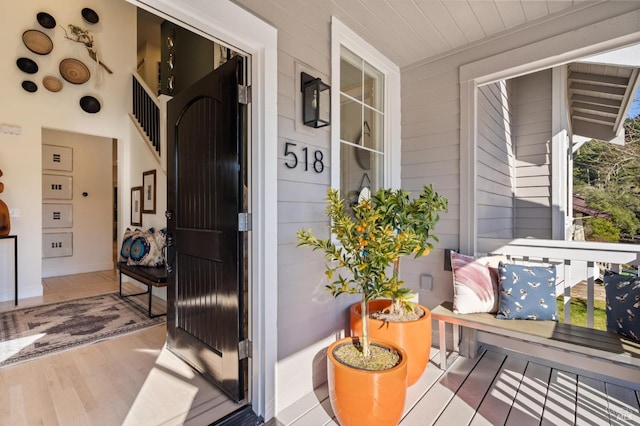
[403, 348, 447, 412]
[434, 350, 506, 425]
[505, 362, 552, 425]
[400, 349, 484, 425]
[275, 384, 330, 425]
[288, 390, 335, 426]
[576, 375, 611, 425]
[541, 369, 578, 426]
[276, 345, 640, 426]
[470, 356, 528, 425]
[606, 382, 640, 425]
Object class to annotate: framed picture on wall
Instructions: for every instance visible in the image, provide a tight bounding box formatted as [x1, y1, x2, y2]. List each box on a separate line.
[43, 174, 73, 199]
[131, 186, 143, 226]
[142, 169, 156, 214]
[42, 145, 73, 171]
[42, 232, 73, 258]
[43, 203, 73, 228]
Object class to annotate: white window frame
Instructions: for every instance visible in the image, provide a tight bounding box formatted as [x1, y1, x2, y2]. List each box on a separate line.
[331, 16, 401, 191]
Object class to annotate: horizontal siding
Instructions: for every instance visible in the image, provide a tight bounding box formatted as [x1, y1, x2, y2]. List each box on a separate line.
[403, 129, 460, 152]
[477, 81, 514, 240]
[513, 70, 552, 239]
[401, 56, 461, 309]
[237, 0, 335, 413]
[229, 1, 640, 418]
[476, 187, 513, 207]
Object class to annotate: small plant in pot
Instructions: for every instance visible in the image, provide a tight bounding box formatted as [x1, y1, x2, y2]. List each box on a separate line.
[297, 188, 411, 425]
[370, 184, 448, 318]
[349, 184, 448, 386]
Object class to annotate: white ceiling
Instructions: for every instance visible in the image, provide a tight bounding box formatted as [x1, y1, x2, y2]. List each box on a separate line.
[318, 0, 597, 68]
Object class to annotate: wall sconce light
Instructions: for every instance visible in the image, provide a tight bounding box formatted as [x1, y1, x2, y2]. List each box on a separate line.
[301, 72, 331, 128]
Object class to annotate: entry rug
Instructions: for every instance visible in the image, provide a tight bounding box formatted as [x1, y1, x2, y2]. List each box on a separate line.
[0, 293, 166, 367]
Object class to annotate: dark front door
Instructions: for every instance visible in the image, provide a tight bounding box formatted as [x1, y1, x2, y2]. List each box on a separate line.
[166, 56, 247, 402]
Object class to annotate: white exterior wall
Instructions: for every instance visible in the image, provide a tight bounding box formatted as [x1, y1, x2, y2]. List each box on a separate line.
[513, 70, 553, 239]
[477, 81, 515, 239]
[403, 2, 640, 306]
[234, 0, 361, 413]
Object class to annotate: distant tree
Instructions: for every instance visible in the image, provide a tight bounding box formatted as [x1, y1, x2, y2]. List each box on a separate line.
[573, 117, 640, 240]
[585, 217, 620, 242]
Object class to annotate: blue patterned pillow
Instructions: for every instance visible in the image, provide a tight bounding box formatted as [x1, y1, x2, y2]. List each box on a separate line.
[497, 262, 558, 320]
[126, 231, 164, 267]
[603, 270, 640, 342]
[119, 228, 142, 262]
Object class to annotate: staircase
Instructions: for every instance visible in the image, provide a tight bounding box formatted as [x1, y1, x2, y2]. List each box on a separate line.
[130, 72, 167, 172]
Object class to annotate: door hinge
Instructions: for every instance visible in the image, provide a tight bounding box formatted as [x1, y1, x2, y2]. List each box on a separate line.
[239, 339, 252, 360]
[238, 212, 252, 232]
[238, 85, 251, 105]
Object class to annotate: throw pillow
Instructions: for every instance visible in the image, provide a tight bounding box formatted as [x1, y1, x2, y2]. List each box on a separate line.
[603, 270, 640, 342]
[119, 228, 140, 262]
[154, 227, 167, 250]
[127, 231, 164, 267]
[496, 262, 558, 320]
[450, 251, 506, 314]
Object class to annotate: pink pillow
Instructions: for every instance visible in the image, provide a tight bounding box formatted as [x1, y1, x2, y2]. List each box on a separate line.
[451, 251, 505, 314]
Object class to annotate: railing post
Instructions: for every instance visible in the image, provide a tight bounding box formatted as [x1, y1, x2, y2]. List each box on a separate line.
[564, 259, 571, 324]
[130, 73, 162, 164]
[587, 261, 594, 328]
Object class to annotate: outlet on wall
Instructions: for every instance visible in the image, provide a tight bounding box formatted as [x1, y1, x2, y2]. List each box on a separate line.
[9, 208, 20, 217]
[420, 274, 433, 291]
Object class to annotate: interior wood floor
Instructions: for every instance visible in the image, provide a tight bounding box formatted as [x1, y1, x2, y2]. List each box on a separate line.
[0, 269, 241, 425]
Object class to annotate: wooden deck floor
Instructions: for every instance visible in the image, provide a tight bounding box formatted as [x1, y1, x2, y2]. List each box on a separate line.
[4, 271, 639, 425]
[274, 346, 640, 426]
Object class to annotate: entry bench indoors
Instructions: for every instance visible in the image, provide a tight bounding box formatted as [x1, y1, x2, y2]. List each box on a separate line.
[118, 262, 167, 318]
[432, 301, 640, 381]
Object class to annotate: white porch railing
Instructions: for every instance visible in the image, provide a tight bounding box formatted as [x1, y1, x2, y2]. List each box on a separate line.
[479, 238, 640, 329]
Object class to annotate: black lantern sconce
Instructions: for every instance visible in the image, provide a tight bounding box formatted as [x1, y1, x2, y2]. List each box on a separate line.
[301, 72, 331, 128]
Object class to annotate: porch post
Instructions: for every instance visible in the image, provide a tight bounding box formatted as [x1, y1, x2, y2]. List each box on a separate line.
[459, 78, 477, 255]
[552, 66, 570, 240]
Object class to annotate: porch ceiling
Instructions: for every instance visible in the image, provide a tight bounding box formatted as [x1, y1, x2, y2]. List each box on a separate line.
[234, 0, 598, 68]
[329, 0, 597, 67]
[569, 62, 640, 142]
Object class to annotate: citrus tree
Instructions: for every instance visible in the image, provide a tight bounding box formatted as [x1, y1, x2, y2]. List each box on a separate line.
[296, 185, 447, 357]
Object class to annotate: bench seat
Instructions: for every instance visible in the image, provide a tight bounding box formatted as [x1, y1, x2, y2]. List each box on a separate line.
[432, 301, 640, 371]
[117, 262, 167, 318]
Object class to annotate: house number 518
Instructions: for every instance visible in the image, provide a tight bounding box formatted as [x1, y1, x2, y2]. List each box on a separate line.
[284, 142, 324, 173]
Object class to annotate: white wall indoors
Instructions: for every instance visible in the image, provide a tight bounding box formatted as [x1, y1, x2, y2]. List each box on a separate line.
[42, 129, 113, 277]
[0, 0, 136, 302]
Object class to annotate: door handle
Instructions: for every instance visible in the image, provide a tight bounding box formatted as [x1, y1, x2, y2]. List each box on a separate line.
[165, 233, 175, 274]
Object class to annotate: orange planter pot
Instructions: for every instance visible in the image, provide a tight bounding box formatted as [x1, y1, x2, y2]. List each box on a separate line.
[327, 337, 408, 426]
[350, 300, 432, 386]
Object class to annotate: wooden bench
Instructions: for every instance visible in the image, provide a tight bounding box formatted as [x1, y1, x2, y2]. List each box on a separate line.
[118, 262, 167, 318]
[432, 301, 640, 372]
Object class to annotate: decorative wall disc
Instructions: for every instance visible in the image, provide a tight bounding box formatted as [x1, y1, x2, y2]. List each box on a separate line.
[80, 95, 101, 113]
[22, 80, 38, 93]
[36, 12, 56, 29]
[22, 30, 53, 55]
[59, 58, 90, 84]
[43, 76, 63, 92]
[17, 57, 38, 74]
[81, 8, 99, 24]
